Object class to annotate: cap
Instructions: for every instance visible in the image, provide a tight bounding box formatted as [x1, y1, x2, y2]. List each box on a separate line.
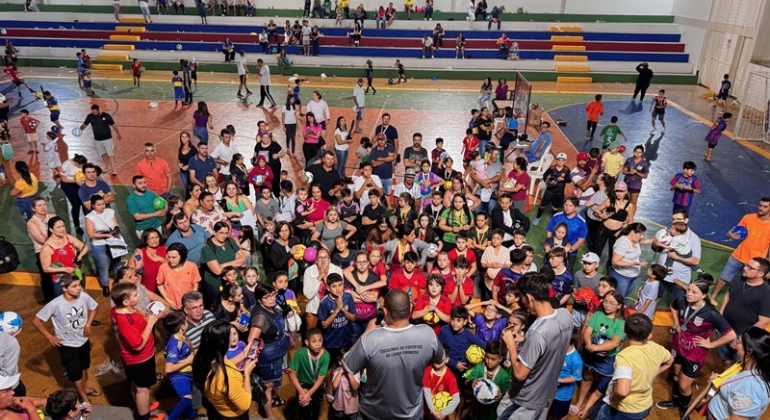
[404, 168, 416, 177]
[581, 252, 600, 264]
[614, 180, 628, 191]
[257, 155, 267, 163]
[608, 141, 620, 150]
[556, 152, 568, 160]
[577, 151, 590, 161]
[0, 374, 20, 391]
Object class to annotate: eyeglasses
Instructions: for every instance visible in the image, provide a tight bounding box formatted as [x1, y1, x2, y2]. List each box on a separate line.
[603, 300, 619, 307]
[744, 264, 760, 271]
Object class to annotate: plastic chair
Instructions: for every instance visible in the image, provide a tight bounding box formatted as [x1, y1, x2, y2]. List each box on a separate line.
[533, 181, 547, 203]
[527, 152, 554, 200]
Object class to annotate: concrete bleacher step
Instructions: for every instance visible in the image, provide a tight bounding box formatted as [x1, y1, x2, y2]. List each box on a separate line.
[550, 25, 582, 32]
[115, 26, 146, 32]
[554, 55, 589, 61]
[555, 65, 591, 72]
[91, 63, 124, 70]
[119, 17, 146, 23]
[551, 35, 584, 42]
[97, 53, 130, 61]
[557, 76, 593, 83]
[109, 34, 141, 41]
[103, 44, 135, 50]
[552, 45, 586, 51]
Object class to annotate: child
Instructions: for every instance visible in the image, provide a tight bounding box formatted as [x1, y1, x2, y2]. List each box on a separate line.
[503, 283, 523, 312]
[543, 222, 572, 254]
[430, 138, 446, 175]
[334, 1, 343, 25]
[259, 216, 276, 250]
[274, 271, 301, 346]
[109, 282, 161, 420]
[387, 251, 427, 302]
[220, 265, 239, 286]
[461, 128, 480, 168]
[464, 341, 511, 420]
[600, 115, 627, 150]
[469, 109, 481, 135]
[3, 64, 35, 98]
[395, 59, 406, 82]
[248, 157, 275, 191]
[426, 190, 445, 234]
[468, 150, 490, 196]
[172, 70, 185, 109]
[601, 141, 624, 178]
[294, 186, 312, 228]
[225, 324, 248, 370]
[448, 255, 474, 307]
[448, 233, 478, 280]
[317, 273, 356, 363]
[337, 188, 360, 226]
[703, 112, 732, 162]
[492, 248, 525, 303]
[509, 228, 528, 251]
[32, 274, 99, 404]
[162, 311, 197, 420]
[714, 73, 732, 112]
[416, 159, 443, 209]
[289, 78, 303, 116]
[163, 195, 183, 233]
[547, 247, 574, 307]
[548, 329, 583, 420]
[42, 131, 64, 178]
[422, 345, 460, 419]
[131, 58, 143, 87]
[650, 89, 668, 134]
[571, 252, 601, 328]
[212, 282, 249, 327]
[288, 328, 330, 420]
[355, 137, 372, 166]
[522, 244, 537, 272]
[669, 161, 701, 213]
[413, 273, 452, 334]
[241, 266, 259, 311]
[332, 236, 354, 269]
[19, 109, 40, 154]
[585, 94, 604, 139]
[635, 264, 666, 320]
[534, 152, 570, 225]
[329, 347, 361, 419]
[465, 300, 509, 342]
[438, 306, 486, 379]
[42, 91, 63, 129]
[659, 222, 703, 275]
[585, 147, 601, 174]
[395, 192, 418, 227]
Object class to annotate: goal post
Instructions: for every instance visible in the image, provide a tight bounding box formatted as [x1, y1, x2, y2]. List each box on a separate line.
[734, 70, 770, 145]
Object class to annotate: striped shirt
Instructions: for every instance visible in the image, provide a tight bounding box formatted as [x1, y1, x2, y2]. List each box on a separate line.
[184, 310, 216, 350]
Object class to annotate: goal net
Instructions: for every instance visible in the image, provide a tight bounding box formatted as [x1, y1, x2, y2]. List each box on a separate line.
[513, 72, 532, 130]
[734, 70, 770, 144]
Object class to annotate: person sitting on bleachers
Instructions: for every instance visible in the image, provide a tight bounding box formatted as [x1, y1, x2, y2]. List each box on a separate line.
[497, 33, 509, 60]
[421, 34, 435, 59]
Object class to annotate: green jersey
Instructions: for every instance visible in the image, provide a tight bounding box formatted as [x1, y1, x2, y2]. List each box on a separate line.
[601, 125, 622, 148]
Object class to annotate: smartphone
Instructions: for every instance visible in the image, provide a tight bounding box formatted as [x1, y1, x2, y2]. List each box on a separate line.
[246, 339, 261, 360]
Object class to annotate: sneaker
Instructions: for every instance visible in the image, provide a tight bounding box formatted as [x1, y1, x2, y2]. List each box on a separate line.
[533, 217, 541, 226]
[650, 128, 656, 135]
[661, 128, 666, 134]
[655, 400, 679, 410]
[237, 93, 244, 98]
[667, 267, 674, 275]
[246, 91, 253, 95]
[679, 406, 689, 420]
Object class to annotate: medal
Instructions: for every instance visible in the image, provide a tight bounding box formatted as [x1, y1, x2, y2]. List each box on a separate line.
[680, 325, 686, 332]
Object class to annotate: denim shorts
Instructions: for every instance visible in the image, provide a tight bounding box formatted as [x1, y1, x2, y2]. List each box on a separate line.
[719, 255, 744, 282]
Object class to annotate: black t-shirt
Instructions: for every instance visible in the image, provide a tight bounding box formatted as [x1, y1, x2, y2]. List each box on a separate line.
[254, 141, 283, 173]
[347, 270, 379, 290]
[308, 164, 341, 202]
[723, 279, 770, 334]
[544, 166, 571, 192]
[362, 204, 385, 223]
[83, 112, 115, 141]
[403, 146, 428, 167]
[477, 116, 493, 141]
[375, 124, 399, 147]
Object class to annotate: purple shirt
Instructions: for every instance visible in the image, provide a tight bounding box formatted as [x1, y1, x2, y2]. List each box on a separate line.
[473, 313, 507, 342]
[670, 173, 701, 207]
[193, 111, 209, 128]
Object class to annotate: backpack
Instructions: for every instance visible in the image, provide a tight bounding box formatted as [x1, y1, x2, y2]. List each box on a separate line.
[0, 236, 20, 274]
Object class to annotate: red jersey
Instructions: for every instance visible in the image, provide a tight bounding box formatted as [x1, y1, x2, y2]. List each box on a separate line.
[462, 136, 479, 160]
[3, 67, 20, 83]
[110, 307, 155, 365]
[388, 268, 427, 300]
[20, 116, 39, 134]
[430, 268, 454, 296]
[414, 293, 452, 334]
[585, 101, 604, 122]
[423, 366, 459, 405]
[131, 62, 143, 76]
[450, 276, 475, 307]
[447, 248, 476, 269]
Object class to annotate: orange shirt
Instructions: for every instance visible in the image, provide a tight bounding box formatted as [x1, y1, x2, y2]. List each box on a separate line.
[156, 261, 201, 310]
[585, 101, 604, 122]
[135, 157, 171, 195]
[732, 214, 770, 263]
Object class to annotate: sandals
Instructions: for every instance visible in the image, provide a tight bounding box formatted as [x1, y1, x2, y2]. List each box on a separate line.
[86, 388, 102, 397]
[272, 396, 286, 407]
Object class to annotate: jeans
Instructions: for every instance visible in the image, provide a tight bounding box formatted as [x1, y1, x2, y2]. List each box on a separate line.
[609, 267, 638, 303]
[596, 404, 650, 420]
[312, 39, 320, 56]
[380, 178, 392, 196]
[478, 93, 491, 109]
[335, 149, 348, 177]
[193, 126, 209, 144]
[91, 244, 122, 287]
[478, 139, 489, 155]
[180, 171, 190, 192]
[424, 5, 433, 19]
[60, 182, 83, 229]
[476, 198, 497, 216]
[15, 195, 36, 221]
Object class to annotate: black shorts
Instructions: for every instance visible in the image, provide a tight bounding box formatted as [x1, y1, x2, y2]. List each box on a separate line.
[239, 74, 247, 83]
[191, 71, 197, 80]
[13, 80, 22, 86]
[627, 187, 641, 194]
[124, 356, 158, 388]
[58, 341, 91, 382]
[548, 399, 572, 419]
[134, 73, 141, 79]
[673, 351, 702, 379]
[541, 191, 564, 208]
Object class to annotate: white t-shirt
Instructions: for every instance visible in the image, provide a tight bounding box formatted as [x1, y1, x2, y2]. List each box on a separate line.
[259, 64, 271, 85]
[635, 280, 659, 319]
[61, 160, 81, 178]
[85, 208, 117, 246]
[352, 175, 383, 214]
[657, 228, 701, 285]
[423, 37, 433, 48]
[235, 56, 247, 76]
[282, 105, 297, 125]
[334, 128, 350, 151]
[353, 84, 365, 109]
[302, 25, 312, 41]
[305, 99, 330, 122]
[612, 235, 642, 278]
[210, 141, 237, 175]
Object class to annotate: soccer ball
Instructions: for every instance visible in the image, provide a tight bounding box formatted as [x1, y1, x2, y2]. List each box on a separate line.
[51, 125, 60, 134]
[176, 44, 183, 51]
[253, 174, 265, 185]
[573, 286, 596, 306]
[0, 311, 22, 334]
[654, 228, 673, 246]
[139, 66, 145, 72]
[0, 94, 5, 103]
[732, 100, 739, 107]
[302, 171, 314, 184]
[153, 196, 167, 210]
[34, 91, 42, 99]
[148, 101, 159, 108]
[388, 78, 394, 84]
[427, 243, 439, 255]
[465, 344, 485, 365]
[147, 301, 166, 316]
[292, 244, 307, 261]
[423, 311, 439, 324]
[320, 73, 327, 78]
[432, 391, 452, 411]
[71, 127, 83, 137]
[730, 225, 748, 241]
[473, 378, 500, 405]
[0, 29, 6, 35]
[74, 171, 86, 182]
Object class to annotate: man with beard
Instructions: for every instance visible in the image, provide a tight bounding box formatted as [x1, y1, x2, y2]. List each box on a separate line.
[166, 213, 208, 265]
[126, 175, 165, 239]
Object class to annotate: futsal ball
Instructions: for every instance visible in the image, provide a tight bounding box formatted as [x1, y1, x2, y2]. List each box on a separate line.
[0, 311, 22, 334]
[34, 91, 42, 99]
[139, 66, 145, 72]
[302, 171, 314, 184]
[71, 127, 83, 137]
[654, 228, 673, 246]
[0, 29, 6, 35]
[0, 94, 5, 103]
[618, 145, 626, 153]
[253, 174, 265, 185]
[153, 196, 167, 210]
[444, 180, 452, 190]
[730, 225, 748, 241]
[732, 100, 739, 106]
[147, 301, 166, 316]
[573, 286, 596, 306]
[51, 125, 60, 134]
[465, 344, 485, 365]
[432, 391, 452, 412]
[320, 73, 327, 78]
[388, 78, 394, 84]
[473, 378, 500, 405]
[427, 243, 439, 255]
[292, 244, 307, 261]
[423, 311, 439, 324]
[74, 171, 86, 182]
[176, 44, 183, 50]
[148, 101, 159, 108]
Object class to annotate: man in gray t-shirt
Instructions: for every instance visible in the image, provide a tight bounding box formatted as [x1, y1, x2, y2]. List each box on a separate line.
[344, 290, 444, 420]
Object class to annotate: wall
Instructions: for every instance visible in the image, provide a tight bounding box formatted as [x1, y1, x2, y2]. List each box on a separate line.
[672, 0, 712, 20]
[564, 0, 673, 15]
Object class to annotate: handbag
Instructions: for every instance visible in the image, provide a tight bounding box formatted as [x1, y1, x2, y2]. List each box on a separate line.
[106, 234, 129, 259]
[1, 141, 13, 161]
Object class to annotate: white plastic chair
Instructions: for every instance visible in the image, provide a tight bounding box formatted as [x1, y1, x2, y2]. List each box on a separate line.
[533, 181, 547, 203]
[526, 143, 552, 172]
[527, 152, 554, 199]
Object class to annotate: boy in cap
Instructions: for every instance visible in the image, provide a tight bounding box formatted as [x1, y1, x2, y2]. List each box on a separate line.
[534, 152, 570, 225]
[601, 142, 624, 178]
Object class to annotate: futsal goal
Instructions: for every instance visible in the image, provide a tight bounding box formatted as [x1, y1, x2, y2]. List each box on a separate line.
[734, 70, 770, 145]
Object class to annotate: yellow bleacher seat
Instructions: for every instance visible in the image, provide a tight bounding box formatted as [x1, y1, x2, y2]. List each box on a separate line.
[554, 55, 589, 61]
[557, 76, 593, 83]
[109, 35, 141, 41]
[555, 65, 591, 72]
[91, 63, 124, 71]
[103, 44, 136, 51]
[552, 45, 586, 51]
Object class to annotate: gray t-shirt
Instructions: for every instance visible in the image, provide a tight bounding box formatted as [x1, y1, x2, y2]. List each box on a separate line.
[511, 308, 573, 409]
[315, 221, 348, 251]
[184, 310, 216, 350]
[0, 333, 20, 380]
[573, 270, 601, 295]
[403, 146, 428, 175]
[35, 293, 98, 347]
[254, 198, 280, 221]
[344, 324, 445, 420]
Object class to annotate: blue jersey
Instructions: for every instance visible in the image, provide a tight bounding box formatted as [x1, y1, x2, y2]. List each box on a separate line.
[555, 348, 583, 401]
[551, 268, 574, 301]
[546, 213, 587, 256]
[164, 335, 194, 376]
[317, 293, 356, 349]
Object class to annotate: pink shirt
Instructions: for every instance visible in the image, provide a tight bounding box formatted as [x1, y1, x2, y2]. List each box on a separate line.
[508, 170, 531, 202]
[303, 124, 323, 144]
[307, 199, 331, 223]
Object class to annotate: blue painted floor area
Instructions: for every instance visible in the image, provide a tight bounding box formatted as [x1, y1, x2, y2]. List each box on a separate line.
[548, 99, 770, 244]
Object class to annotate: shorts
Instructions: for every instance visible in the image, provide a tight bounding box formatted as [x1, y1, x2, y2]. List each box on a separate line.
[571, 307, 587, 328]
[627, 187, 641, 194]
[319, 121, 327, 130]
[124, 356, 158, 388]
[540, 191, 564, 208]
[652, 109, 665, 121]
[718, 255, 744, 282]
[175, 88, 185, 100]
[50, 111, 60, 122]
[303, 38, 310, 46]
[256, 342, 286, 387]
[57, 341, 91, 382]
[672, 351, 702, 379]
[170, 372, 194, 397]
[239, 74, 247, 83]
[133, 73, 142, 79]
[94, 138, 115, 157]
[25, 132, 37, 144]
[716, 93, 728, 100]
[356, 106, 364, 121]
[190, 71, 197, 80]
[13, 80, 22, 87]
[708, 142, 717, 149]
[548, 399, 572, 419]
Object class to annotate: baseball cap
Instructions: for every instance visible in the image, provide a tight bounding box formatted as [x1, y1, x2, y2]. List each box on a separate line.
[577, 151, 590, 161]
[608, 141, 620, 150]
[556, 152, 567, 160]
[581, 252, 600, 264]
[614, 180, 628, 191]
[0, 374, 20, 391]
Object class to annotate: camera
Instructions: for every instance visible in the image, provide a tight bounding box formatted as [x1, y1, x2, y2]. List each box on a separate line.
[276, 289, 293, 317]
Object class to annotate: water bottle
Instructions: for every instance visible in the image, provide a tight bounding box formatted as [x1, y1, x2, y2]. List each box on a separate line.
[0, 164, 5, 182]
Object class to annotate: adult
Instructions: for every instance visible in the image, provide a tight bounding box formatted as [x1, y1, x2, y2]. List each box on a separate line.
[632, 62, 654, 102]
[302, 112, 325, 165]
[476, 107, 494, 154]
[718, 257, 770, 367]
[200, 222, 248, 306]
[621, 145, 650, 207]
[183, 184, 202, 218]
[305, 91, 331, 136]
[442, 176, 481, 213]
[478, 77, 493, 111]
[222, 182, 254, 232]
[711, 197, 770, 301]
[135, 142, 171, 197]
[192, 101, 214, 146]
[191, 192, 230, 236]
[26, 197, 56, 302]
[177, 132, 197, 191]
[365, 215, 395, 249]
[166, 213, 208, 265]
[584, 173, 613, 249]
[591, 180, 635, 258]
[188, 143, 218, 188]
[182, 291, 216, 351]
[78, 163, 115, 213]
[381, 223, 429, 271]
[469, 146, 502, 215]
[281, 94, 298, 154]
[253, 132, 285, 197]
[235, 51, 251, 98]
[343, 289, 444, 420]
[655, 210, 701, 304]
[333, 116, 353, 177]
[522, 121, 552, 163]
[303, 248, 343, 329]
[571, 151, 599, 207]
[393, 172, 421, 202]
[58, 154, 88, 235]
[79, 105, 122, 175]
[126, 176, 165, 238]
[370, 134, 396, 195]
[374, 112, 399, 153]
[307, 150, 342, 202]
[210, 129, 237, 184]
[268, 222, 303, 291]
[546, 197, 588, 268]
[84, 195, 121, 297]
[246, 283, 290, 417]
[403, 132, 428, 177]
[351, 78, 366, 134]
[500, 157, 529, 212]
[438, 193, 473, 253]
[221, 37, 235, 62]
[8, 161, 38, 221]
[610, 223, 650, 300]
[352, 162, 384, 213]
[310, 207, 356, 251]
[499, 273, 573, 420]
[491, 77, 509, 114]
[491, 193, 530, 246]
[156, 243, 201, 311]
[192, 321, 256, 420]
[39, 217, 89, 297]
[256, 58, 277, 108]
[127, 228, 167, 293]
